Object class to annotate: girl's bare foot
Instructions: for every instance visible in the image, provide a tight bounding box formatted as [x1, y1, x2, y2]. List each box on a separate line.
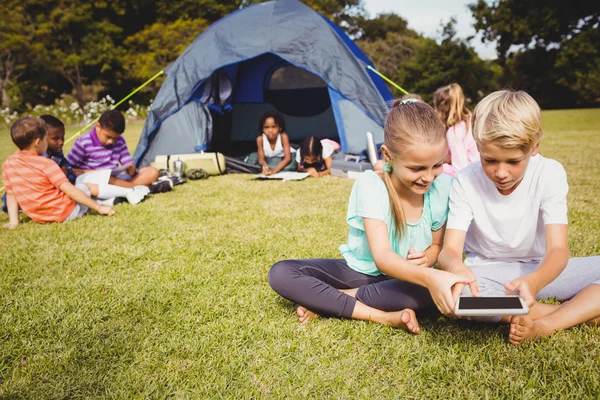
[509, 315, 550, 345]
[297, 306, 318, 324]
[384, 309, 420, 334]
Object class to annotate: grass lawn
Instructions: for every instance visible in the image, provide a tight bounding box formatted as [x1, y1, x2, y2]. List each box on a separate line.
[0, 109, 599, 398]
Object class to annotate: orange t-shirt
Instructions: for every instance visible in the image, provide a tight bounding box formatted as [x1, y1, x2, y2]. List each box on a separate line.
[2, 150, 75, 223]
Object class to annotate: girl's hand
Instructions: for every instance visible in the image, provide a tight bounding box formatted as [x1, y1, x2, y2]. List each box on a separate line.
[425, 269, 475, 317]
[305, 167, 319, 178]
[407, 248, 428, 268]
[262, 165, 271, 175]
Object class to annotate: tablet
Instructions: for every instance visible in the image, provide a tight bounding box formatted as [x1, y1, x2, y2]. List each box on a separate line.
[454, 296, 529, 316]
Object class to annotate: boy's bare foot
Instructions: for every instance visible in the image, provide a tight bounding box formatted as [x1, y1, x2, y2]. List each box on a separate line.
[384, 309, 420, 334]
[297, 306, 318, 324]
[509, 315, 549, 345]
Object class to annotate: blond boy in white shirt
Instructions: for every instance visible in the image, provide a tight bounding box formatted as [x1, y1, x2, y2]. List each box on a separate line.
[438, 89, 600, 345]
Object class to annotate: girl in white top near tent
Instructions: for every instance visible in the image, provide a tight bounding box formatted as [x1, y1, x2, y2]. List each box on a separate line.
[296, 136, 338, 177]
[438, 90, 600, 345]
[245, 110, 297, 175]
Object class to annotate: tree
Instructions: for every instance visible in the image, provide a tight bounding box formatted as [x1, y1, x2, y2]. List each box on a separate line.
[123, 18, 209, 90]
[30, 0, 126, 106]
[470, 0, 599, 107]
[470, 0, 600, 60]
[0, 2, 37, 109]
[397, 19, 498, 104]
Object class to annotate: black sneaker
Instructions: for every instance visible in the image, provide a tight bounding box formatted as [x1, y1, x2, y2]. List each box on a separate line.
[160, 175, 185, 186]
[148, 179, 173, 194]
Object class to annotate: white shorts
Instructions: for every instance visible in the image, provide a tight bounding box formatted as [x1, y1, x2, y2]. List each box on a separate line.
[64, 183, 91, 222]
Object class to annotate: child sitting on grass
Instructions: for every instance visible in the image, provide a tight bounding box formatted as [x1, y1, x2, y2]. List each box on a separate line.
[438, 89, 600, 345]
[40, 114, 77, 183]
[2, 117, 116, 227]
[295, 136, 336, 177]
[67, 110, 170, 193]
[245, 110, 297, 175]
[269, 100, 474, 332]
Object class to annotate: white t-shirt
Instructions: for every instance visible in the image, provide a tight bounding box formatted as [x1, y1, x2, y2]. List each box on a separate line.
[295, 140, 335, 163]
[447, 154, 568, 266]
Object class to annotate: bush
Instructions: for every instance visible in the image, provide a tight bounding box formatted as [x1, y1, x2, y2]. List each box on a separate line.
[0, 96, 151, 129]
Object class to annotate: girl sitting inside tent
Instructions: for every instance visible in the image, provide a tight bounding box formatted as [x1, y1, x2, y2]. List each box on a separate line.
[296, 136, 338, 178]
[245, 110, 297, 175]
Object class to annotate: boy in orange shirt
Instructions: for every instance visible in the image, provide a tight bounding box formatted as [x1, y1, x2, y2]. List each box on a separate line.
[2, 117, 115, 227]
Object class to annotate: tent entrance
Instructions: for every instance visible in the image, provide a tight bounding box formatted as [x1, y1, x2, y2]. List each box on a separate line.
[209, 54, 339, 157]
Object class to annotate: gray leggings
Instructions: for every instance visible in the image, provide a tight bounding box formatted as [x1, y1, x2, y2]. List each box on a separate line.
[268, 259, 433, 318]
[462, 256, 600, 322]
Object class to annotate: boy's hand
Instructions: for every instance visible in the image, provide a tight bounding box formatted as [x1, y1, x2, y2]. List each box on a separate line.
[505, 276, 539, 307]
[407, 248, 428, 268]
[3, 222, 18, 229]
[97, 205, 115, 216]
[125, 164, 136, 176]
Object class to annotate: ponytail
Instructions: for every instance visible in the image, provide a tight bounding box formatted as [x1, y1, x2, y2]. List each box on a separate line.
[379, 170, 406, 238]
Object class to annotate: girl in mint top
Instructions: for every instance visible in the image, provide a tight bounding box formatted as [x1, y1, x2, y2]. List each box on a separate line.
[340, 169, 452, 276]
[268, 100, 475, 333]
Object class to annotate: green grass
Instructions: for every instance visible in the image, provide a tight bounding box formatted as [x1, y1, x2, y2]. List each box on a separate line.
[0, 109, 599, 398]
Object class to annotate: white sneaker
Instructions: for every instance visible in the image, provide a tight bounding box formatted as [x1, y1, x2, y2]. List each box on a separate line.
[126, 186, 149, 205]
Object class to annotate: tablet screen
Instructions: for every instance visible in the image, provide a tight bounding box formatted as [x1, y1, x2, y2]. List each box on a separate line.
[458, 297, 523, 310]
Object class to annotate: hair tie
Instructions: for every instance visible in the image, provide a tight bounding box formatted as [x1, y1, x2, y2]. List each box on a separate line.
[382, 162, 393, 173]
[400, 98, 420, 105]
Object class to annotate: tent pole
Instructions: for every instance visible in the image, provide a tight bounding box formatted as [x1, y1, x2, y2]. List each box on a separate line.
[366, 65, 409, 95]
[0, 70, 165, 194]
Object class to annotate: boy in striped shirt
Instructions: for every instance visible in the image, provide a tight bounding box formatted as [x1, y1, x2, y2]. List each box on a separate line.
[67, 110, 168, 193]
[2, 118, 116, 227]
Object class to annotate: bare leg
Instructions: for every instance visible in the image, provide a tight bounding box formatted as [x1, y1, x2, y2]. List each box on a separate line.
[84, 183, 99, 197]
[130, 166, 159, 186]
[109, 176, 136, 188]
[509, 284, 600, 345]
[297, 287, 420, 332]
[500, 301, 559, 323]
[108, 167, 160, 188]
[297, 288, 357, 324]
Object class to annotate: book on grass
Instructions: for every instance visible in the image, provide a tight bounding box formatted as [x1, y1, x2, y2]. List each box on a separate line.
[254, 171, 310, 182]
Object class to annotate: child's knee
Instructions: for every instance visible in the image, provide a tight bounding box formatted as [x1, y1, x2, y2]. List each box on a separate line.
[144, 166, 160, 181]
[268, 260, 298, 293]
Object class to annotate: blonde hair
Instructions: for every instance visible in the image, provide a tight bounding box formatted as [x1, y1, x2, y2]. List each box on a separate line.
[433, 83, 470, 129]
[382, 99, 446, 237]
[472, 90, 542, 152]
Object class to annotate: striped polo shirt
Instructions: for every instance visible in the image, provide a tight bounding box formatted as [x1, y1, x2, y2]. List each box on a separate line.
[67, 126, 134, 170]
[2, 150, 75, 223]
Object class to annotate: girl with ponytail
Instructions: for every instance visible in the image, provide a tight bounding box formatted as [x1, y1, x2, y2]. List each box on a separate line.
[268, 99, 474, 332]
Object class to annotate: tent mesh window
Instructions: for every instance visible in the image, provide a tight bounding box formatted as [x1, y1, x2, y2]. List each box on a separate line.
[265, 64, 330, 117]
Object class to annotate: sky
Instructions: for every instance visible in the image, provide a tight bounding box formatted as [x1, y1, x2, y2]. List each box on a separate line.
[363, 0, 497, 60]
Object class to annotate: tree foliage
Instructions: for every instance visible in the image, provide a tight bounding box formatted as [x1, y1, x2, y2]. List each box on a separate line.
[470, 0, 600, 107]
[0, 0, 595, 111]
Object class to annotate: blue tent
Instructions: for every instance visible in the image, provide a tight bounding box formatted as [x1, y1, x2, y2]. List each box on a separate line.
[133, 0, 392, 167]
